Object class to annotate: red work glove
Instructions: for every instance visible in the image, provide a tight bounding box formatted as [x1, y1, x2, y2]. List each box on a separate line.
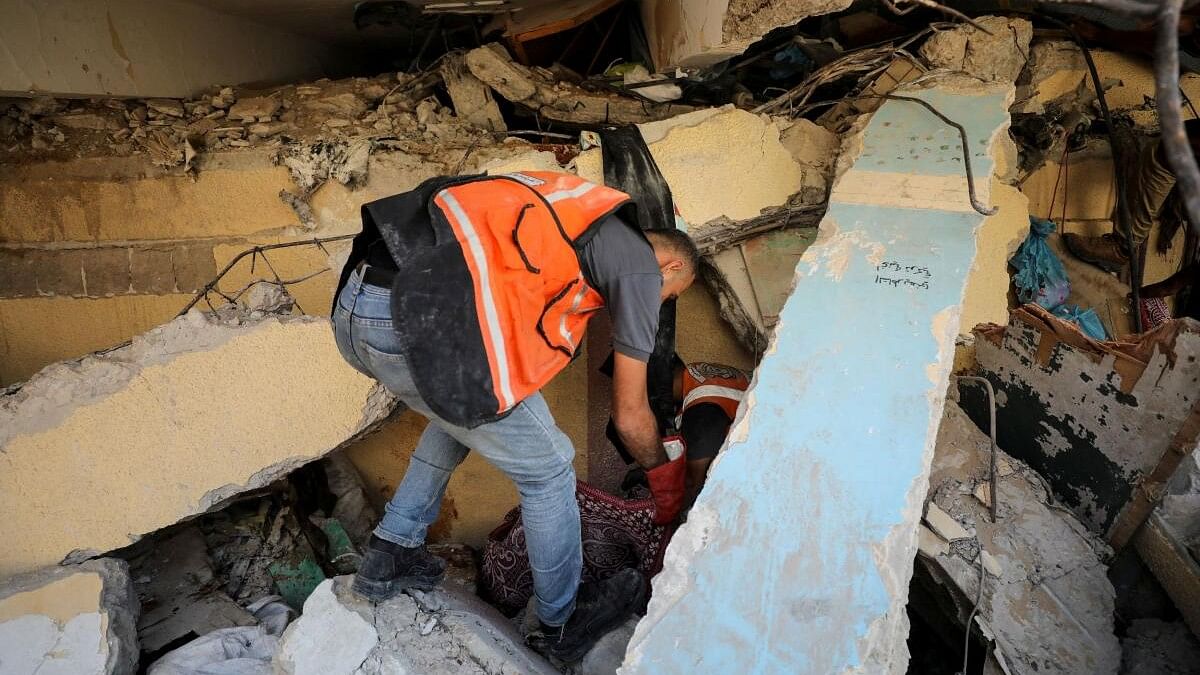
[646, 437, 687, 525]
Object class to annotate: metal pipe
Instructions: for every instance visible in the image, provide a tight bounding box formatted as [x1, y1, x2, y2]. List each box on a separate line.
[955, 375, 998, 523]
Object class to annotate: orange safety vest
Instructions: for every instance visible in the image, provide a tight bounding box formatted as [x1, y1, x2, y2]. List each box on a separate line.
[676, 362, 751, 426]
[343, 171, 641, 428]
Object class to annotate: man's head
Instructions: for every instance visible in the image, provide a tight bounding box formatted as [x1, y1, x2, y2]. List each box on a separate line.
[645, 229, 700, 301]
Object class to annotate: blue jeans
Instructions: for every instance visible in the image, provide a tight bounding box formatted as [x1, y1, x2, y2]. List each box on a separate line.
[332, 267, 582, 626]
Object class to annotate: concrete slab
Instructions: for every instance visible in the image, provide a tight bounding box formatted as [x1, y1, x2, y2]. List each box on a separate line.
[0, 310, 395, 577]
[0, 558, 139, 675]
[621, 76, 1014, 673]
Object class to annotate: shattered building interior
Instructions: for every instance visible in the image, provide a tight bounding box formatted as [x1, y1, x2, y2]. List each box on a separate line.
[3, 0, 1200, 673]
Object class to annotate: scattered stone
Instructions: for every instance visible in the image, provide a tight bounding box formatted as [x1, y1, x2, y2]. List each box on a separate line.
[276, 577, 558, 675]
[240, 282, 295, 315]
[248, 121, 289, 137]
[323, 117, 351, 128]
[122, 526, 255, 654]
[210, 87, 236, 109]
[0, 559, 139, 675]
[51, 112, 123, 131]
[304, 92, 367, 119]
[919, 16, 1033, 83]
[228, 95, 281, 122]
[146, 98, 186, 118]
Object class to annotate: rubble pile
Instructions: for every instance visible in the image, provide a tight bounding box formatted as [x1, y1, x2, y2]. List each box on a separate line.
[276, 577, 558, 675]
[918, 402, 1122, 675]
[0, 69, 484, 168]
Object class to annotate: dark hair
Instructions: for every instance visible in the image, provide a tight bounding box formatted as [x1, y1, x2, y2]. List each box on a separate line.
[645, 229, 701, 273]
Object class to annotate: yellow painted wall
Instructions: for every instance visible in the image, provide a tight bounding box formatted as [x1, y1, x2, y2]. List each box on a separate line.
[0, 571, 101, 624]
[0, 317, 383, 577]
[0, 293, 192, 384]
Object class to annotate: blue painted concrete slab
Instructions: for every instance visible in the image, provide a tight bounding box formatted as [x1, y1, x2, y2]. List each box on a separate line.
[622, 82, 1013, 674]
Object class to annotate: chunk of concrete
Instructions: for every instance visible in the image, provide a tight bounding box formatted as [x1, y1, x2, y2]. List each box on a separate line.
[0, 558, 139, 675]
[276, 577, 558, 675]
[441, 53, 506, 132]
[228, 96, 281, 122]
[1159, 449, 1200, 560]
[0, 311, 395, 577]
[922, 402, 1121, 675]
[919, 16, 1033, 83]
[621, 76, 1014, 673]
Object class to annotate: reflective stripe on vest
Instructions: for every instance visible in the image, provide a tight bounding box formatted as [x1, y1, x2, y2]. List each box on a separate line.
[682, 384, 747, 411]
[438, 189, 517, 410]
[436, 172, 632, 416]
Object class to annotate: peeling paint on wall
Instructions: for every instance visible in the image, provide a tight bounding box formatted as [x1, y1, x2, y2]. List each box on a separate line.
[966, 311, 1200, 535]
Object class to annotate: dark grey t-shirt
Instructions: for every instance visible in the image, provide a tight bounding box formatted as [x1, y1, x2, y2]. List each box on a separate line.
[579, 215, 662, 361]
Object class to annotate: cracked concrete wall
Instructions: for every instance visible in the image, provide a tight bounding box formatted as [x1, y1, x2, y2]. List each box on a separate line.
[0, 310, 395, 577]
[0, 149, 446, 384]
[0, 558, 138, 674]
[620, 76, 1013, 673]
[638, 0, 852, 69]
[0, 0, 333, 98]
[966, 314, 1200, 536]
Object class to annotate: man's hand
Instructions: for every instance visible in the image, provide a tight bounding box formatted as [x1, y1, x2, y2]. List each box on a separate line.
[611, 352, 668, 469]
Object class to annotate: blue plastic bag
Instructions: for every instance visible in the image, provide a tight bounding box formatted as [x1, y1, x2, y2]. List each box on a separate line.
[1009, 217, 1109, 340]
[1052, 305, 1109, 340]
[1010, 217, 1071, 309]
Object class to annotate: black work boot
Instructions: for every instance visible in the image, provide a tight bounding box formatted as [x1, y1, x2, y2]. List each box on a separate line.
[351, 535, 446, 602]
[527, 568, 647, 664]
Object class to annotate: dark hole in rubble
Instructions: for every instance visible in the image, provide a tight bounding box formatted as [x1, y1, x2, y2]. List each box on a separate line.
[107, 452, 481, 672]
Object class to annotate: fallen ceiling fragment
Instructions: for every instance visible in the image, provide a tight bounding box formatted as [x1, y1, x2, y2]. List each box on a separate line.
[0, 310, 396, 577]
[919, 401, 1121, 675]
[621, 73, 1014, 673]
[0, 558, 139, 675]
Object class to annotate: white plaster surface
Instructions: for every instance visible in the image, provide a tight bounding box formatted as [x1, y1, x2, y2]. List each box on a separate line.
[277, 580, 377, 675]
[0, 558, 138, 675]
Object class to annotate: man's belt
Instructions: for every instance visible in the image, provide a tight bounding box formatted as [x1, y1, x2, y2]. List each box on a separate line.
[356, 261, 396, 289]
